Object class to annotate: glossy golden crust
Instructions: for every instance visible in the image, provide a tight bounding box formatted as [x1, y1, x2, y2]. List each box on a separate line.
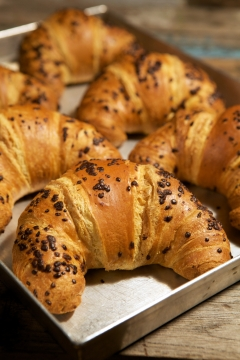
[77, 52, 225, 147]
[0, 65, 59, 110]
[12, 159, 231, 314]
[19, 8, 136, 95]
[0, 104, 121, 233]
[129, 104, 240, 230]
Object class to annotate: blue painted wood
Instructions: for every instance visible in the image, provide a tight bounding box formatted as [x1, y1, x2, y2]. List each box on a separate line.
[156, 34, 240, 59]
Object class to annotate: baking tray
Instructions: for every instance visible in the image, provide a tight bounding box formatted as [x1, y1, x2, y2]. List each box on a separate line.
[1, 5, 240, 360]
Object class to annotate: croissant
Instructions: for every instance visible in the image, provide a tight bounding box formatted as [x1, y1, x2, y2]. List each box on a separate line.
[19, 8, 136, 96]
[0, 104, 120, 234]
[129, 104, 240, 230]
[12, 159, 231, 314]
[76, 51, 225, 147]
[0, 65, 59, 110]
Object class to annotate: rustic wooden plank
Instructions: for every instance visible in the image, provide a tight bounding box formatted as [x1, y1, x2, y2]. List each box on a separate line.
[1, 276, 240, 360]
[118, 282, 240, 360]
[2, 0, 240, 58]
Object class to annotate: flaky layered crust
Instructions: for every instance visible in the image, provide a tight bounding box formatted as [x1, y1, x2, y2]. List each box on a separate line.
[12, 159, 231, 314]
[0, 104, 120, 233]
[77, 52, 225, 147]
[129, 104, 240, 230]
[19, 8, 136, 95]
[0, 65, 59, 110]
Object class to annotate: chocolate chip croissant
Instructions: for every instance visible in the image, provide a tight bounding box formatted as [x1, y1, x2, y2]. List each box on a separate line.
[129, 104, 240, 230]
[0, 65, 59, 110]
[77, 51, 225, 147]
[19, 8, 136, 96]
[12, 159, 231, 314]
[0, 104, 120, 233]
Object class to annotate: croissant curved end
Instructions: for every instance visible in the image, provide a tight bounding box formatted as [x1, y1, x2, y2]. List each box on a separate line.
[229, 208, 240, 230]
[0, 200, 13, 234]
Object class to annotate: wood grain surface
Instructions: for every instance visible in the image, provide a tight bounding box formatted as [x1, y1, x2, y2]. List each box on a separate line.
[1, 1, 240, 359]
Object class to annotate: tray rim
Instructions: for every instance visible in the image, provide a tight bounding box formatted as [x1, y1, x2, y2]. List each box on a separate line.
[1, 253, 240, 360]
[0, 4, 109, 39]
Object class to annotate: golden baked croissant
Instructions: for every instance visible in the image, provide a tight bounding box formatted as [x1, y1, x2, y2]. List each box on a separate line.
[0, 65, 59, 110]
[76, 51, 225, 147]
[19, 8, 136, 96]
[0, 104, 120, 234]
[129, 104, 240, 230]
[12, 159, 231, 314]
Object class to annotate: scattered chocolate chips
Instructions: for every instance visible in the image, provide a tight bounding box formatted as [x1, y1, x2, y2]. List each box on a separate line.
[164, 216, 173, 222]
[54, 201, 64, 211]
[131, 180, 138, 186]
[162, 246, 171, 254]
[93, 179, 110, 192]
[93, 137, 104, 146]
[51, 194, 59, 202]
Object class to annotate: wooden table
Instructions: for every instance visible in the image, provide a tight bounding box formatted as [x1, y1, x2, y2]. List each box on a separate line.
[1, 1, 240, 359]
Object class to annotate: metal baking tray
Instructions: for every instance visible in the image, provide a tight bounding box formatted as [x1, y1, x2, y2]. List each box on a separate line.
[1, 5, 240, 360]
